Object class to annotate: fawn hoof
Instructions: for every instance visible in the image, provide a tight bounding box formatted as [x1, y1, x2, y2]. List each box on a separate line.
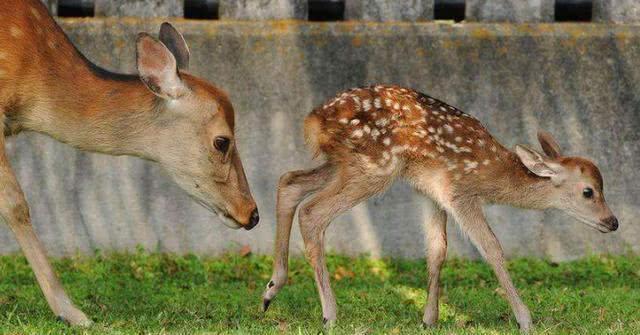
[516, 308, 532, 333]
[422, 321, 435, 329]
[262, 298, 272, 312]
[322, 317, 336, 329]
[57, 313, 93, 327]
[519, 322, 533, 334]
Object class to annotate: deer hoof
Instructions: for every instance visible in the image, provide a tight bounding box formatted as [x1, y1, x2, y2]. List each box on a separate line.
[262, 298, 272, 312]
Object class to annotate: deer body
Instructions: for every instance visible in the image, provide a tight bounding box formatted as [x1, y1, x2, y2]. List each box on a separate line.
[263, 85, 618, 332]
[1, 0, 258, 325]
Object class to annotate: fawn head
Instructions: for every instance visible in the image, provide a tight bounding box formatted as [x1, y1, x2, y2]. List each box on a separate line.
[515, 131, 617, 233]
[135, 23, 259, 230]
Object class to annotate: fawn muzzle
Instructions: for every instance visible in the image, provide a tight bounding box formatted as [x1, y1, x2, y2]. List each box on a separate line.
[601, 216, 618, 232]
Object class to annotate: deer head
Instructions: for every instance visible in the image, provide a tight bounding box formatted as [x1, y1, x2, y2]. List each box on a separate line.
[515, 130, 617, 233]
[135, 23, 259, 230]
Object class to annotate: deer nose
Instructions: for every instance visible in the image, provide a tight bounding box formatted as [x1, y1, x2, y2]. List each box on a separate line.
[603, 216, 618, 231]
[245, 208, 259, 230]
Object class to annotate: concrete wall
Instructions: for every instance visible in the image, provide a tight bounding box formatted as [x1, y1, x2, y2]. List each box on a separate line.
[2, 20, 639, 261]
[466, 0, 554, 22]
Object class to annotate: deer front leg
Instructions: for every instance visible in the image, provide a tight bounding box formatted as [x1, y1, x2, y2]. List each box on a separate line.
[263, 164, 333, 311]
[0, 131, 91, 326]
[423, 206, 447, 327]
[451, 200, 532, 333]
[298, 169, 388, 328]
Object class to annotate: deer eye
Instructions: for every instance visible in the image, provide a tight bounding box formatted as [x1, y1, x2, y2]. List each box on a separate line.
[583, 187, 594, 199]
[214, 136, 230, 154]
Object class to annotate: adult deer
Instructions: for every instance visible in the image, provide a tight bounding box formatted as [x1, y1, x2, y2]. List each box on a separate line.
[262, 85, 618, 332]
[0, 0, 259, 326]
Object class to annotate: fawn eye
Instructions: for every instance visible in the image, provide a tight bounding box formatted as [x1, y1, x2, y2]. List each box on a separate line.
[583, 187, 594, 199]
[214, 136, 230, 154]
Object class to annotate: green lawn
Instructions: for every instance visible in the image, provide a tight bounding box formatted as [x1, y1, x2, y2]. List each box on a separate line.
[0, 250, 637, 334]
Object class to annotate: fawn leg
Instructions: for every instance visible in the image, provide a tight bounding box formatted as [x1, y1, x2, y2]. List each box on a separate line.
[423, 206, 447, 327]
[298, 168, 388, 327]
[451, 199, 532, 333]
[0, 126, 91, 326]
[262, 164, 333, 311]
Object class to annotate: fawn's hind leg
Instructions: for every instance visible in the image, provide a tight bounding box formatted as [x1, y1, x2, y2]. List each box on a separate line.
[262, 164, 333, 310]
[297, 167, 390, 327]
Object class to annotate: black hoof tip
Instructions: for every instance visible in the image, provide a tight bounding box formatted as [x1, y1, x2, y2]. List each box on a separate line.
[267, 280, 275, 288]
[323, 317, 328, 325]
[56, 315, 70, 325]
[262, 298, 271, 312]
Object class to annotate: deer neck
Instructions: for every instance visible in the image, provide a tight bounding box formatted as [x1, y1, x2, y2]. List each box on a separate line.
[21, 60, 162, 160]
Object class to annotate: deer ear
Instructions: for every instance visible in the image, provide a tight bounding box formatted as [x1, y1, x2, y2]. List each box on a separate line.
[159, 22, 190, 71]
[537, 130, 562, 159]
[515, 144, 563, 179]
[136, 33, 187, 100]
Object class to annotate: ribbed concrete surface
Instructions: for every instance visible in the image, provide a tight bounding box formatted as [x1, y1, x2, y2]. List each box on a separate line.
[3, 20, 639, 261]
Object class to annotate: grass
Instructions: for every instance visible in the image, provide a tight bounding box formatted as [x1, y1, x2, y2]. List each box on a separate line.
[0, 250, 638, 334]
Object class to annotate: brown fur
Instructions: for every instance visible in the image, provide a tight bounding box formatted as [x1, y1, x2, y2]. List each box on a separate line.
[0, 0, 258, 325]
[265, 85, 617, 333]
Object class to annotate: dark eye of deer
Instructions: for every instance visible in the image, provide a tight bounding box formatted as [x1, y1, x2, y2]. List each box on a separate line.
[583, 187, 594, 199]
[214, 136, 230, 154]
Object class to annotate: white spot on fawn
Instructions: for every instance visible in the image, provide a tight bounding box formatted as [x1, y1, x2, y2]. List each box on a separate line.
[383, 137, 391, 146]
[350, 119, 360, 126]
[463, 160, 478, 172]
[393, 102, 400, 110]
[374, 98, 382, 109]
[30, 7, 42, 20]
[443, 124, 454, 133]
[375, 118, 389, 127]
[10, 26, 23, 38]
[351, 129, 364, 138]
[339, 118, 349, 124]
[363, 99, 371, 111]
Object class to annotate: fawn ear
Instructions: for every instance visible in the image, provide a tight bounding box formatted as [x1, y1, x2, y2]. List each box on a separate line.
[159, 22, 190, 71]
[537, 130, 562, 159]
[136, 33, 187, 100]
[515, 144, 566, 184]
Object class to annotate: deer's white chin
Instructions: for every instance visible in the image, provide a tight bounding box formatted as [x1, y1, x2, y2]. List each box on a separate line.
[191, 197, 243, 229]
[217, 212, 242, 229]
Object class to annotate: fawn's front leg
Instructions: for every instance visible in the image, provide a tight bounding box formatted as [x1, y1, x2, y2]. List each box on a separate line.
[0, 126, 91, 326]
[450, 199, 532, 333]
[423, 206, 447, 327]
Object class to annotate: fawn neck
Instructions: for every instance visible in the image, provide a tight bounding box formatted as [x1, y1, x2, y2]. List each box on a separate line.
[483, 151, 556, 209]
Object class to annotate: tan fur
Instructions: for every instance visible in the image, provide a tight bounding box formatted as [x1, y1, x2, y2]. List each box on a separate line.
[0, 0, 258, 325]
[264, 85, 618, 333]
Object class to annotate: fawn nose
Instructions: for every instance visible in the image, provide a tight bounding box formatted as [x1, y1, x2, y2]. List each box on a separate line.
[245, 209, 259, 230]
[603, 216, 618, 232]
